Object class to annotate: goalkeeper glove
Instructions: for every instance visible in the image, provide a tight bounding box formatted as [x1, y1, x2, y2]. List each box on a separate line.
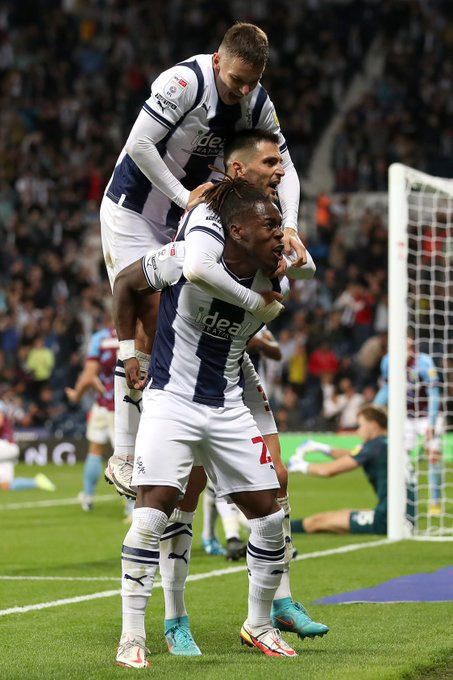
[295, 439, 332, 458]
[287, 458, 310, 474]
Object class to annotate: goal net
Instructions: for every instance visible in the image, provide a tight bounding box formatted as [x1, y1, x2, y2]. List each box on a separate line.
[388, 163, 453, 540]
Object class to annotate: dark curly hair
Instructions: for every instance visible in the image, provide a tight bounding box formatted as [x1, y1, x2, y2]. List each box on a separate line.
[203, 174, 271, 231]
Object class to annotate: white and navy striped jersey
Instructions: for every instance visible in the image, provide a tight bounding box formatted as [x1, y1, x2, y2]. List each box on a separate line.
[145, 210, 284, 407]
[104, 53, 289, 245]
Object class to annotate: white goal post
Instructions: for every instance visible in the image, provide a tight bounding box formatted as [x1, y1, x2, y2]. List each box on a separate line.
[388, 163, 453, 540]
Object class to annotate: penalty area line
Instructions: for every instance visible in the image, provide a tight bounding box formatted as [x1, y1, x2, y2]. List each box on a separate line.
[0, 538, 389, 617]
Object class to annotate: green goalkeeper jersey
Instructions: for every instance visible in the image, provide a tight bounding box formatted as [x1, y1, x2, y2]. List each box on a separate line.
[353, 435, 388, 516]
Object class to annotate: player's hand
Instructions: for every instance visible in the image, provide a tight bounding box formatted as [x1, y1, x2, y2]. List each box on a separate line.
[187, 182, 214, 210]
[283, 228, 307, 267]
[294, 439, 333, 459]
[274, 256, 289, 277]
[295, 439, 322, 458]
[124, 358, 149, 391]
[254, 290, 284, 323]
[65, 387, 79, 404]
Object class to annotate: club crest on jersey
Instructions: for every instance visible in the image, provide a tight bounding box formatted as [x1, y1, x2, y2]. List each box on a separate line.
[164, 74, 188, 99]
[194, 308, 252, 339]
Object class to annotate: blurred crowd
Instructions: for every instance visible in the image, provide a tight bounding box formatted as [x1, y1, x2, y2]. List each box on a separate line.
[0, 0, 451, 436]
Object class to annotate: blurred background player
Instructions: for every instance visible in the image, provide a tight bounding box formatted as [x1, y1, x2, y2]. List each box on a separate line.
[0, 400, 55, 492]
[289, 405, 415, 535]
[101, 21, 306, 500]
[374, 333, 443, 516]
[202, 326, 282, 560]
[66, 318, 133, 518]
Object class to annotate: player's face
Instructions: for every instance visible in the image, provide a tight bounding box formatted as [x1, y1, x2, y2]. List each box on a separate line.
[239, 201, 284, 272]
[239, 142, 284, 198]
[357, 415, 372, 442]
[213, 52, 263, 105]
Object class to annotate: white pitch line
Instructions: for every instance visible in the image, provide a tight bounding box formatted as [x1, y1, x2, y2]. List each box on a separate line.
[0, 538, 390, 617]
[0, 576, 121, 582]
[0, 494, 118, 510]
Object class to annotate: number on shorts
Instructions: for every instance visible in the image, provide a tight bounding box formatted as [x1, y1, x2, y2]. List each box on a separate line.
[252, 435, 272, 464]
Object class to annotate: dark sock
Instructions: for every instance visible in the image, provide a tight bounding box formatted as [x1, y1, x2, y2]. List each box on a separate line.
[290, 518, 306, 534]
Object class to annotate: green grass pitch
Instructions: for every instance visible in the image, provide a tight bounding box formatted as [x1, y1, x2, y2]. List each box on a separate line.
[1, 462, 452, 680]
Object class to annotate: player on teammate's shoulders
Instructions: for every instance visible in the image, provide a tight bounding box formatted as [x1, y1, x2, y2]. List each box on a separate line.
[102, 21, 307, 514]
[289, 405, 415, 535]
[374, 331, 443, 517]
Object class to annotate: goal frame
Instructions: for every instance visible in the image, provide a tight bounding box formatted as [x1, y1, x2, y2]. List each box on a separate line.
[387, 163, 453, 540]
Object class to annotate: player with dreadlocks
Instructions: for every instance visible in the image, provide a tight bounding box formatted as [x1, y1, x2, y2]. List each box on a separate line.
[112, 177, 309, 666]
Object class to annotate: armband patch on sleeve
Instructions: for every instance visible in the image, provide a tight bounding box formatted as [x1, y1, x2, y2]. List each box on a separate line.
[164, 74, 189, 99]
[351, 445, 363, 457]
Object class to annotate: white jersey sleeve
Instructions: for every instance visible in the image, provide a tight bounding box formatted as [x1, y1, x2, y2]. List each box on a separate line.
[124, 63, 202, 209]
[141, 242, 185, 290]
[282, 249, 316, 279]
[255, 96, 300, 229]
[180, 205, 283, 322]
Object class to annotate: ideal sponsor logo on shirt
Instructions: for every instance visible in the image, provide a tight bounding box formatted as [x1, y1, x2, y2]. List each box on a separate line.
[194, 309, 252, 339]
[190, 130, 225, 157]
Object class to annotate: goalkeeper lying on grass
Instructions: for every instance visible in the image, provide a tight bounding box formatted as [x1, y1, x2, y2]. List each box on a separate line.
[288, 405, 415, 535]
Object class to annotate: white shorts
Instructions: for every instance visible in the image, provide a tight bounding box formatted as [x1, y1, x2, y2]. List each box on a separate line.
[0, 462, 14, 485]
[86, 404, 115, 446]
[242, 355, 277, 436]
[132, 390, 280, 499]
[405, 416, 442, 453]
[100, 196, 167, 289]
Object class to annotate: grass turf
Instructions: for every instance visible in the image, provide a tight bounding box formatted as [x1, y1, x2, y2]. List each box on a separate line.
[0, 463, 452, 680]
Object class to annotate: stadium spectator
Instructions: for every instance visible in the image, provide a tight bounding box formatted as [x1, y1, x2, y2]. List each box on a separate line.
[322, 376, 365, 431]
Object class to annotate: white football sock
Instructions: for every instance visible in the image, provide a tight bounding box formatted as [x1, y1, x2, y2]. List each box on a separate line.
[159, 508, 195, 620]
[121, 507, 167, 639]
[274, 495, 292, 600]
[246, 508, 285, 628]
[202, 485, 217, 541]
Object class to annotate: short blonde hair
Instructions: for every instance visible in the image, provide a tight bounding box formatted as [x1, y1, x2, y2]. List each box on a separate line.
[219, 22, 269, 69]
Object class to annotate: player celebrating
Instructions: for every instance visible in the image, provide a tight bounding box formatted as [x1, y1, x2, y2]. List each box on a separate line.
[112, 129, 327, 654]
[374, 333, 443, 516]
[289, 406, 415, 535]
[112, 179, 321, 667]
[101, 22, 306, 508]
